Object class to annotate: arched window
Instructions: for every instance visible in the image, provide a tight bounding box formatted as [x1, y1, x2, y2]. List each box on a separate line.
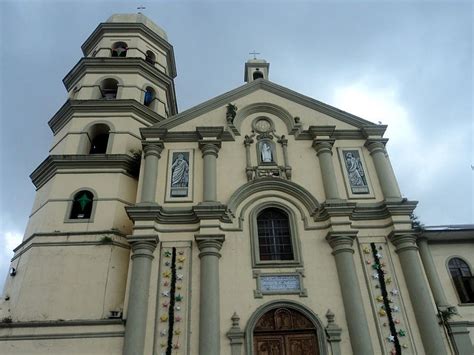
[88, 124, 110, 154]
[257, 208, 294, 261]
[144, 86, 155, 107]
[100, 78, 118, 99]
[69, 190, 94, 220]
[111, 42, 128, 57]
[448, 258, 474, 303]
[253, 69, 264, 80]
[145, 50, 156, 64]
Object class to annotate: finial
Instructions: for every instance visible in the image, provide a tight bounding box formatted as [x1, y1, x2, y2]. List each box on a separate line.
[231, 312, 240, 327]
[326, 309, 335, 323]
[249, 50, 260, 60]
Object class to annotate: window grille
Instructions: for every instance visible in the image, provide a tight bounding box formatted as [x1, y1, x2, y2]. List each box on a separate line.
[257, 208, 294, 261]
[449, 258, 474, 303]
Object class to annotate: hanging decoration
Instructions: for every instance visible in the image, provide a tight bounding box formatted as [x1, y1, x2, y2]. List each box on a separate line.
[362, 242, 414, 354]
[157, 244, 190, 355]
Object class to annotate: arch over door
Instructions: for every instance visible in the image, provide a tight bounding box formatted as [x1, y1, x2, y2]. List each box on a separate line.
[253, 307, 319, 355]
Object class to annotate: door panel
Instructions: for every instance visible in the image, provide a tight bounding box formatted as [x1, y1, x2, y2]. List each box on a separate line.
[285, 333, 319, 355]
[254, 335, 285, 355]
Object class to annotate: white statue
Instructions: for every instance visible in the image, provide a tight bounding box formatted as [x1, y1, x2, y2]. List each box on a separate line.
[261, 142, 273, 162]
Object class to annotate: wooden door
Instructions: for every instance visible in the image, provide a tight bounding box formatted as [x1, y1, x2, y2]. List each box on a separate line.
[253, 308, 319, 355]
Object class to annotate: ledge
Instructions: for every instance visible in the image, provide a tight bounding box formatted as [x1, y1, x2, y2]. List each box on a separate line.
[30, 154, 140, 189]
[0, 318, 124, 329]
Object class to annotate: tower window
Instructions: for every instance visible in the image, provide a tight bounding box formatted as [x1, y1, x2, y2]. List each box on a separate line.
[144, 86, 156, 107]
[69, 190, 94, 220]
[111, 42, 128, 57]
[100, 78, 118, 99]
[88, 124, 110, 154]
[253, 69, 264, 80]
[448, 257, 474, 303]
[257, 208, 294, 261]
[145, 50, 156, 64]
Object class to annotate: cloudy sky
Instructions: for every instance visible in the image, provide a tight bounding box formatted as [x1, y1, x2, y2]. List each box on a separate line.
[0, 0, 472, 282]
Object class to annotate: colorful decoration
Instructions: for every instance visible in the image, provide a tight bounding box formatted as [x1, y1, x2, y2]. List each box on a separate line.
[385, 277, 392, 284]
[165, 261, 171, 266]
[376, 252, 383, 258]
[394, 319, 400, 324]
[363, 247, 371, 254]
[391, 306, 400, 312]
[177, 256, 186, 263]
[173, 343, 180, 349]
[175, 315, 182, 322]
[160, 341, 167, 348]
[164, 251, 172, 257]
[177, 274, 184, 280]
[162, 302, 169, 308]
[178, 250, 184, 255]
[390, 288, 399, 296]
[379, 309, 387, 316]
[372, 272, 379, 279]
[402, 344, 408, 349]
[161, 290, 170, 297]
[398, 329, 406, 337]
[175, 294, 183, 302]
[160, 329, 167, 336]
[163, 281, 169, 286]
[366, 260, 372, 265]
[177, 285, 182, 290]
[160, 314, 168, 322]
[387, 335, 395, 342]
[390, 348, 397, 355]
[175, 305, 181, 311]
[174, 328, 181, 335]
[376, 295, 384, 302]
[163, 270, 171, 278]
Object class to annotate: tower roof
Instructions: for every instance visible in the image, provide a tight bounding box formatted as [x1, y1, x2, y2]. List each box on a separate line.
[106, 13, 168, 40]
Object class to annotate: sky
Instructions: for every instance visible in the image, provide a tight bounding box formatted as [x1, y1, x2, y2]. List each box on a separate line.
[0, 0, 472, 283]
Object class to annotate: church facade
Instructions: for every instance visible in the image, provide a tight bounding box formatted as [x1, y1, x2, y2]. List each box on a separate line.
[0, 14, 473, 355]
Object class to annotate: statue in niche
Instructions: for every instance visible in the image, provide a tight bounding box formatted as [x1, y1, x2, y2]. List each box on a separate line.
[170, 152, 189, 197]
[344, 151, 369, 193]
[260, 142, 273, 163]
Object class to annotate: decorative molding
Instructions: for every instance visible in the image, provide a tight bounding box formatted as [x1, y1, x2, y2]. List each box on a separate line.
[156, 79, 376, 131]
[0, 331, 124, 341]
[0, 319, 124, 329]
[227, 177, 320, 219]
[30, 154, 140, 189]
[49, 99, 166, 134]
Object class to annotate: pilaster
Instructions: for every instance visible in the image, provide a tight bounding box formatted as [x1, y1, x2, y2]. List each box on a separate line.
[389, 231, 448, 355]
[365, 139, 401, 200]
[123, 235, 159, 355]
[199, 140, 221, 203]
[140, 140, 163, 203]
[195, 234, 225, 355]
[313, 139, 341, 201]
[326, 231, 374, 355]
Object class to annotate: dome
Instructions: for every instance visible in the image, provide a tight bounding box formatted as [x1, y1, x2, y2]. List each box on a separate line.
[106, 13, 168, 40]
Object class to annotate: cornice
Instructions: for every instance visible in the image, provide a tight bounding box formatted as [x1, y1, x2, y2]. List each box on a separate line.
[140, 127, 234, 142]
[81, 22, 177, 78]
[30, 154, 139, 189]
[422, 228, 474, 243]
[156, 79, 377, 131]
[48, 99, 166, 134]
[62, 58, 178, 115]
[0, 319, 124, 329]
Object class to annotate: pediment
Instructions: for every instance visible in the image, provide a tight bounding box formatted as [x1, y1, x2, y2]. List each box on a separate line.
[152, 79, 380, 137]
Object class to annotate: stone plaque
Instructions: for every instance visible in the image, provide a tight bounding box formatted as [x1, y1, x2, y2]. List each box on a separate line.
[343, 150, 369, 194]
[260, 275, 300, 292]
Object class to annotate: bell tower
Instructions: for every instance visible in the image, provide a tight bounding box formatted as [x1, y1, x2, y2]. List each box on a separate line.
[244, 58, 270, 82]
[1, 13, 177, 327]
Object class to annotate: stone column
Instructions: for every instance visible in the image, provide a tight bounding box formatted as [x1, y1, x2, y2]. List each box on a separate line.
[313, 139, 340, 201]
[195, 234, 225, 355]
[365, 140, 401, 199]
[417, 236, 451, 309]
[199, 141, 221, 203]
[279, 135, 292, 179]
[140, 141, 163, 203]
[123, 236, 159, 355]
[326, 232, 374, 355]
[390, 232, 447, 355]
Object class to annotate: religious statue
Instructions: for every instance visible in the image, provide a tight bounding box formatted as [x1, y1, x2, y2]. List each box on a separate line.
[171, 153, 189, 188]
[344, 151, 368, 192]
[226, 103, 238, 123]
[260, 142, 273, 162]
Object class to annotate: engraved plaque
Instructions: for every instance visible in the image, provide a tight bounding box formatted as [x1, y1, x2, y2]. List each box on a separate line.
[260, 275, 300, 292]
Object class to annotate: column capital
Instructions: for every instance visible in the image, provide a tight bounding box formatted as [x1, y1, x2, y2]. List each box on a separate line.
[389, 231, 419, 253]
[142, 140, 164, 158]
[364, 138, 388, 155]
[312, 139, 335, 156]
[127, 235, 159, 259]
[199, 140, 222, 157]
[244, 134, 254, 147]
[195, 234, 225, 258]
[326, 231, 358, 255]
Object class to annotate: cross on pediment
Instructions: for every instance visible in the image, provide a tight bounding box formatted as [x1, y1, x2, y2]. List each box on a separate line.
[249, 50, 260, 59]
